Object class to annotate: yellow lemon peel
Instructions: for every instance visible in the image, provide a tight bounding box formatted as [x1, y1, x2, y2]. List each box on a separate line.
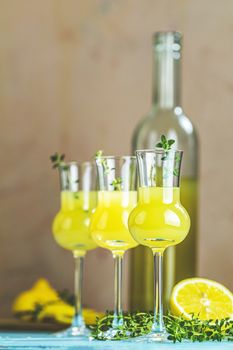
[13, 278, 59, 313]
[12, 278, 104, 325]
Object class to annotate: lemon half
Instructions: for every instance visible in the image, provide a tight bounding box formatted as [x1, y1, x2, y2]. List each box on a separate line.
[170, 278, 233, 320]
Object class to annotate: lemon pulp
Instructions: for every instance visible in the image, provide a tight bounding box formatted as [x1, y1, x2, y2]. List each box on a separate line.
[170, 278, 233, 320]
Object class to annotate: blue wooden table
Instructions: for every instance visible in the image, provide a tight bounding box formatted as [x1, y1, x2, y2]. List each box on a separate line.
[0, 332, 233, 350]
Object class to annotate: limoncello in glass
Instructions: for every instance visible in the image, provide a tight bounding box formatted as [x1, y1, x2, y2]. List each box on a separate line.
[91, 191, 138, 256]
[129, 186, 190, 250]
[130, 31, 198, 310]
[53, 190, 97, 255]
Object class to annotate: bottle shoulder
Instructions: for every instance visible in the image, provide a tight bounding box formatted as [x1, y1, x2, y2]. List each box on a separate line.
[132, 106, 198, 149]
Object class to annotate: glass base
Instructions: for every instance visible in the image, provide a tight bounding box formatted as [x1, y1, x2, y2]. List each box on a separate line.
[131, 330, 169, 343]
[55, 325, 90, 338]
[95, 327, 131, 340]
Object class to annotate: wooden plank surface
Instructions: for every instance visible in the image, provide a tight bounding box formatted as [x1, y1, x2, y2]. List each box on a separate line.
[0, 318, 65, 331]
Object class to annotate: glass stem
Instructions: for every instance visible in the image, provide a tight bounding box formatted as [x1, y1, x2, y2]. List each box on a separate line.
[152, 250, 166, 333]
[72, 252, 85, 328]
[113, 254, 123, 328]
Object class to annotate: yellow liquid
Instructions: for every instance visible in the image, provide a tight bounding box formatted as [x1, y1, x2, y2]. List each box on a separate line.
[52, 191, 97, 255]
[90, 191, 138, 256]
[128, 187, 190, 252]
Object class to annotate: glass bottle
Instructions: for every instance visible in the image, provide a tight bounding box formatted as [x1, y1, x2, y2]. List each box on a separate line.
[129, 31, 198, 311]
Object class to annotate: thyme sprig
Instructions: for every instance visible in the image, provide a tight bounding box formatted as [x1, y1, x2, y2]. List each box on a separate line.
[111, 177, 122, 191]
[173, 153, 181, 177]
[156, 134, 175, 153]
[156, 134, 175, 161]
[91, 312, 233, 342]
[50, 153, 79, 195]
[95, 150, 110, 174]
[155, 135, 181, 177]
[165, 314, 233, 343]
[91, 311, 152, 340]
[50, 153, 68, 169]
[95, 150, 122, 191]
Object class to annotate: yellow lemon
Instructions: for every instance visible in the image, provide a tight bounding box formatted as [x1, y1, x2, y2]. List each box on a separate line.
[13, 278, 59, 313]
[37, 301, 73, 324]
[13, 278, 104, 325]
[170, 278, 233, 320]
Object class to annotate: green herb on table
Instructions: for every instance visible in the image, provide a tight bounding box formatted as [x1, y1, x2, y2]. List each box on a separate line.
[91, 312, 152, 340]
[166, 314, 233, 343]
[91, 312, 233, 342]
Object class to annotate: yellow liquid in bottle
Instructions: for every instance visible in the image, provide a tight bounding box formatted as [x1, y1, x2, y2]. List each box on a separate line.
[90, 191, 138, 256]
[128, 187, 190, 252]
[52, 191, 97, 255]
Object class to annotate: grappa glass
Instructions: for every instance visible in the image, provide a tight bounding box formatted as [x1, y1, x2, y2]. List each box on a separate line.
[90, 156, 138, 339]
[52, 161, 97, 337]
[128, 149, 190, 342]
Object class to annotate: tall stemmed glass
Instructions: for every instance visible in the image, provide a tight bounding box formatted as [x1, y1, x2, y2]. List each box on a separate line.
[90, 156, 138, 338]
[128, 150, 190, 342]
[52, 161, 97, 337]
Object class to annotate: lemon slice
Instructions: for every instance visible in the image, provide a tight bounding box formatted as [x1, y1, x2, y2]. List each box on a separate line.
[170, 278, 233, 320]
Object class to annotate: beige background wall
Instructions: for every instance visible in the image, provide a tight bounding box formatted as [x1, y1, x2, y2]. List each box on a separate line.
[0, 0, 233, 317]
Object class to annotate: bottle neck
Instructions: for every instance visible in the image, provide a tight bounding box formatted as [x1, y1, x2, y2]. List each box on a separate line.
[152, 47, 181, 109]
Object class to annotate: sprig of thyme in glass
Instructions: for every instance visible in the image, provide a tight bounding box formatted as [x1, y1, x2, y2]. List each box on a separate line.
[156, 134, 175, 160]
[173, 152, 182, 177]
[95, 150, 122, 190]
[50, 152, 68, 169]
[111, 177, 122, 191]
[91, 312, 233, 342]
[95, 150, 110, 174]
[156, 134, 175, 150]
[50, 153, 79, 196]
[155, 135, 181, 177]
